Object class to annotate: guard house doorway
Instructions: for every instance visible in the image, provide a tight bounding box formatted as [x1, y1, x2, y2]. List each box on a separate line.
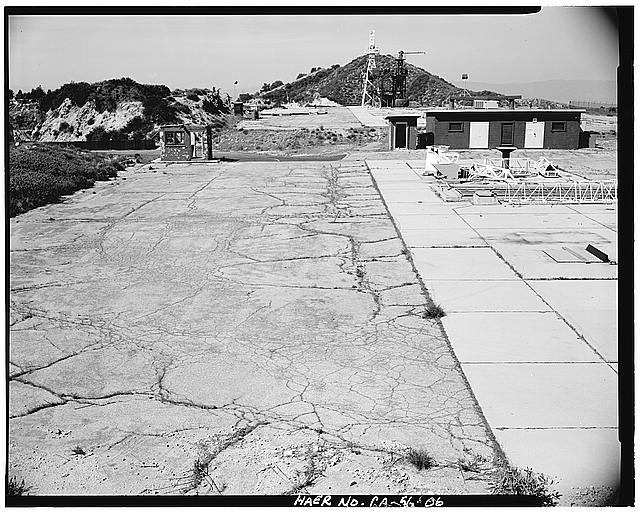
[191, 131, 204, 158]
[395, 122, 407, 148]
[501, 123, 514, 146]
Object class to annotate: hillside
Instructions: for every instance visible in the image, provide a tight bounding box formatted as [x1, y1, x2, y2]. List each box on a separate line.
[9, 78, 230, 142]
[259, 54, 496, 107]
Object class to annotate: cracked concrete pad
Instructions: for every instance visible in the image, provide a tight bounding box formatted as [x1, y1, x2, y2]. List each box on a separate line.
[495, 428, 620, 491]
[9, 160, 496, 495]
[459, 212, 605, 230]
[375, 189, 442, 204]
[393, 214, 471, 231]
[489, 242, 618, 280]
[461, 363, 618, 428]
[479, 227, 617, 246]
[423, 280, 550, 312]
[386, 203, 462, 216]
[580, 213, 616, 231]
[400, 228, 487, 248]
[21, 347, 158, 404]
[453, 204, 577, 215]
[374, 181, 426, 192]
[442, 312, 602, 363]
[10, 381, 65, 418]
[10, 220, 112, 251]
[527, 280, 617, 362]
[311, 449, 487, 495]
[9, 399, 240, 495]
[411, 248, 518, 281]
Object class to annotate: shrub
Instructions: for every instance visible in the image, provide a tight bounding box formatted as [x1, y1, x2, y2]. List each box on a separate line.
[491, 466, 560, 506]
[422, 303, 445, 319]
[58, 122, 73, 133]
[8, 144, 125, 217]
[407, 448, 436, 470]
[7, 476, 30, 496]
[186, 92, 200, 101]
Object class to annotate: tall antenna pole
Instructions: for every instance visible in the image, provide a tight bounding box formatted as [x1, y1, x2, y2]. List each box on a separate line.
[361, 30, 379, 108]
[461, 74, 470, 97]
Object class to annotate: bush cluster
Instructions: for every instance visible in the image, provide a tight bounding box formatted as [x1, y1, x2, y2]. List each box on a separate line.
[9, 144, 126, 217]
[32, 78, 172, 114]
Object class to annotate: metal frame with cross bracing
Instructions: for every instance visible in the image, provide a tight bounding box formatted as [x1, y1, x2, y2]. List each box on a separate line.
[503, 180, 618, 204]
[361, 30, 380, 108]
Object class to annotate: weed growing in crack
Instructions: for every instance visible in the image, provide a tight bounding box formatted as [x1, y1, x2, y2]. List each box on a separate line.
[192, 458, 210, 488]
[7, 476, 30, 496]
[457, 451, 490, 473]
[407, 448, 436, 470]
[491, 465, 561, 506]
[71, 445, 86, 456]
[422, 303, 446, 319]
[288, 447, 326, 495]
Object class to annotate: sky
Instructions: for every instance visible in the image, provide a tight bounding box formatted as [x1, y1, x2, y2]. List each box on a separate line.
[8, 8, 619, 96]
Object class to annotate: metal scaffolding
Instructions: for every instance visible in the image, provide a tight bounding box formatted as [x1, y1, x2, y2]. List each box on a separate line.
[502, 180, 618, 204]
[361, 30, 380, 108]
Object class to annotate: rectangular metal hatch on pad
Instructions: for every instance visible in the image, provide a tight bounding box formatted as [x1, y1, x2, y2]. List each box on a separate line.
[543, 246, 603, 263]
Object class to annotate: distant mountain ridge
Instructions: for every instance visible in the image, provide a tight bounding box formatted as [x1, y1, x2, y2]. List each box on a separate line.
[453, 79, 616, 105]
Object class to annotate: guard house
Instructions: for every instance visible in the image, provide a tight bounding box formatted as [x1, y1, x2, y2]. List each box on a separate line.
[386, 114, 421, 150]
[158, 124, 213, 161]
[421, 109, 584, 150]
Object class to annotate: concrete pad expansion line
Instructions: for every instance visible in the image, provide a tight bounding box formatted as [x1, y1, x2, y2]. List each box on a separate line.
[367, 159, 619, 504]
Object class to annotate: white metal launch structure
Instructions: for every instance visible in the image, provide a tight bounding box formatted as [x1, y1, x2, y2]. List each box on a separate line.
[361, 30, 380, 108]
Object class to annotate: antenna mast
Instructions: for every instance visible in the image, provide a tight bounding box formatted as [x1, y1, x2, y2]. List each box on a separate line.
[361, 30, 379, 108]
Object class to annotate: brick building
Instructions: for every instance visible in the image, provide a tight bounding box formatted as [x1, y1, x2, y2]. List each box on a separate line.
[421, 109, 584, 150]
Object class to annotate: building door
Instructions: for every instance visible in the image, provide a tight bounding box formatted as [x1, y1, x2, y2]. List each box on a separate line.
[192, 132, 204, 158]
[395, 123, 407, 148]
[500, 123, 514, 146]
[525, 121, 544, 148]
[469, 122, 489, 148]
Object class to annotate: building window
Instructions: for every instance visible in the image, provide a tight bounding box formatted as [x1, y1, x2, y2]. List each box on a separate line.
[551, 122, 567, 132]
[165, 131, 185, 145]
[448, 122, 463, 132]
